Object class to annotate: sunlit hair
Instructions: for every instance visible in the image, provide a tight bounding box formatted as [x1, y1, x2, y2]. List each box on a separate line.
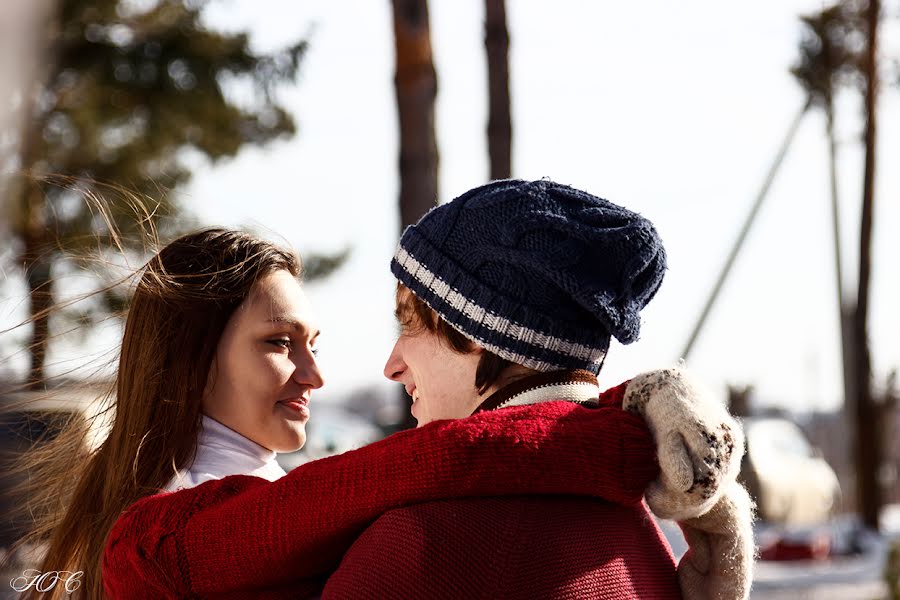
[9, 226, 301, 600]
[395, 283, 512, 395]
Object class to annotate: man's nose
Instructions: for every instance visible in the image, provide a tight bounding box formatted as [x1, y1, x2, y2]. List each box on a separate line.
[383, 340, 406, 382]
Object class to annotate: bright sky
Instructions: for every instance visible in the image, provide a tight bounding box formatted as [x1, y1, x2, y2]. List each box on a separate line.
[4, 1, 899, 413]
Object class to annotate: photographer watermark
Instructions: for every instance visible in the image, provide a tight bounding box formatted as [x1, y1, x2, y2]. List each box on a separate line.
[10, 569, 83, 594]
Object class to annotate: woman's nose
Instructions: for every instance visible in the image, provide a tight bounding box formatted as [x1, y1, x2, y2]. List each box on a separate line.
[294, 349, 325, 389]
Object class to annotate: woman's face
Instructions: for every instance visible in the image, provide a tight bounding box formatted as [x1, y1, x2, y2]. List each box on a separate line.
[202, 270, 324, 452]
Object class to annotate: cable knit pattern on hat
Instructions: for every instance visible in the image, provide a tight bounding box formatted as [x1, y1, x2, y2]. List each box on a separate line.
[391, 179, 667, 374]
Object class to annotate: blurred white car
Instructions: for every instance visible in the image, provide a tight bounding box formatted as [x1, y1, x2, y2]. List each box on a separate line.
[742, 417, 841, 526]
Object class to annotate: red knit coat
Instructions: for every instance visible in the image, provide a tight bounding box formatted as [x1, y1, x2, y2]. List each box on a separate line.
[324, 497, 679, 599]
[102, 382, 676, 599]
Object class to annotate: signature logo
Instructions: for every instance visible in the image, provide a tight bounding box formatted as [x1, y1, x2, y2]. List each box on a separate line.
[10, 570, 83, 594]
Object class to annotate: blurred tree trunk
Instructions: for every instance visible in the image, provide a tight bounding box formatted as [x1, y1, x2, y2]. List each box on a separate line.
[854, 0, 881, 531]
[391, 0, 438, 229]
[727, 385, 752, 418]
[391, 0, 438, 429]
[17, 4, 57, 390]
[791, 5, 860, 424]
[484, 0, 511, 180]
[21, 186, 51, 389]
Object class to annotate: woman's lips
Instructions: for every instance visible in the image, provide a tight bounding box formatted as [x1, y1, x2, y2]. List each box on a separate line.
[279, 398, 310, 418]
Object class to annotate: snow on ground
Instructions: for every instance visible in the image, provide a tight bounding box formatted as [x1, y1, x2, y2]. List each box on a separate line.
[659, 504, 900, 599]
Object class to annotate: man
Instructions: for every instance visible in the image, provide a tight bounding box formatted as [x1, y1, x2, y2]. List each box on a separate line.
[323, 179, 754, 599]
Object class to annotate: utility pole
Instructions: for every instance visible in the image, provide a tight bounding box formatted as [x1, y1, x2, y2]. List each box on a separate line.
[680, 102, 809, 362]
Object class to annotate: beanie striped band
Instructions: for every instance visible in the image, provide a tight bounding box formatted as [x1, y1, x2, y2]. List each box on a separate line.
[391, 239, 609, 373]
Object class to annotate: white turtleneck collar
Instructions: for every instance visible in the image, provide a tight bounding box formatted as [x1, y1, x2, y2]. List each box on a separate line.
[163, 414, 287, 492]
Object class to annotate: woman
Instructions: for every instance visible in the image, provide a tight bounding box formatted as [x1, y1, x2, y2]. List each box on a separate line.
[18, 227, 735, 599]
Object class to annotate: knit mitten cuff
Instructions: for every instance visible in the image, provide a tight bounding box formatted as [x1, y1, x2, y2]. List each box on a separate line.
[622, 367, 744, 520]
[677, 480, 756, 600]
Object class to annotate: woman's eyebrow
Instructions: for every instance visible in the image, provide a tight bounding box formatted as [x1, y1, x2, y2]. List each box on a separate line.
[266, 316, 320, 339]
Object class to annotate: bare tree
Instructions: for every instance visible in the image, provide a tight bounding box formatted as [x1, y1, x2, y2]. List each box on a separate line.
[854, 0, 882, 529]
[391, 0, 439, 429]
[793, 0, 885, 528]
[391, 0, 439, 230]
[484, 0, 511, 179]
[793, 4, 864, 510]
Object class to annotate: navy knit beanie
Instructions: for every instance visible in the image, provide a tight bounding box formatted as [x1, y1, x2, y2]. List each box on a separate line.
[391, 179, 667, 374]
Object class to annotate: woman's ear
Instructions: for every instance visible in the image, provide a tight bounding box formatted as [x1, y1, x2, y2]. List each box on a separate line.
[201, 355, 219, 409]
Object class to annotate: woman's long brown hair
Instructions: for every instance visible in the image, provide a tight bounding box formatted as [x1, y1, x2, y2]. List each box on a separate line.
[11, 227, 301, 599]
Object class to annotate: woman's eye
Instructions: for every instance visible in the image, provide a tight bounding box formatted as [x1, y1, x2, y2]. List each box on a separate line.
[268, 338, 319, 356]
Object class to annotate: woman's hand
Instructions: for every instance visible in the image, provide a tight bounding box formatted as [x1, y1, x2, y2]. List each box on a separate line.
[677, 480, 756, 600]
[623, 367, 745, 520]
[623, 367, 755, 600]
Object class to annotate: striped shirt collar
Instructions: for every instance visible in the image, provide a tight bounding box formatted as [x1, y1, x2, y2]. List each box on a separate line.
[472, 370, 600, 415]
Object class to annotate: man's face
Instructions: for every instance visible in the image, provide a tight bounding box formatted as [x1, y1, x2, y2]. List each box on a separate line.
[383, 287, 483, 426]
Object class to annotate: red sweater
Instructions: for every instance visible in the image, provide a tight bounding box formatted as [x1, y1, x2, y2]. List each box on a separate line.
[102, 383, 659, 598]
[324, 497, 680, 599]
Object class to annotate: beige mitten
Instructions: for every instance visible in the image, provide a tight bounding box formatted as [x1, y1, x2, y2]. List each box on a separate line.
[622, 367, 744, 520]
[678, 480, 756, 600]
